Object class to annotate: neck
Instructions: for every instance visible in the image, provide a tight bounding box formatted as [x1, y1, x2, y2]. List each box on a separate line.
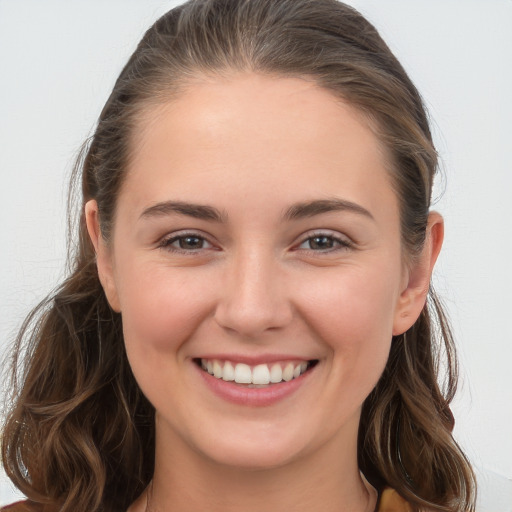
[137, 417, 376, 512]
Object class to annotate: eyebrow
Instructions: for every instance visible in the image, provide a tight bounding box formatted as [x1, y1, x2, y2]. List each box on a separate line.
[283, 198, 374, 221]
[139, 198, 374, 223]
[140, 201, 226, 222]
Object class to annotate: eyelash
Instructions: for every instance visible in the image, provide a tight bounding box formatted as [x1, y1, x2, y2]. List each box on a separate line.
[157, 232, 215, 254]
[158, 230, 353, 255]
[295, 231, 353, 253]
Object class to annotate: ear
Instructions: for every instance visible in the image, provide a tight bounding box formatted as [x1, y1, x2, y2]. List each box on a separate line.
[85, 200, 121, 312]
[392, 212, 444, 336]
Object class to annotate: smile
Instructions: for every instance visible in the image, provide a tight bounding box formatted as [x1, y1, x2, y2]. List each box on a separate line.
[197, 358, 316, 387]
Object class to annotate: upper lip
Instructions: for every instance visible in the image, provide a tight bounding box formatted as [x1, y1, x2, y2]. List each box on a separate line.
[193, 353, 315, 365]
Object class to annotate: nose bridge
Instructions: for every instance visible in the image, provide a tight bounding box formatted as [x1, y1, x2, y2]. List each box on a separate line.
[214, 243, 292, 337]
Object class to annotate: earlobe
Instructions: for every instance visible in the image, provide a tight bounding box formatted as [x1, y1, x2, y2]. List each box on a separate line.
[84, 200, 121, 312]
[392, 212, 444, 335]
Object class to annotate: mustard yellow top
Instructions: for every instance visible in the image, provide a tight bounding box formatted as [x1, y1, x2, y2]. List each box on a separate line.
[378, 488, 412, 511]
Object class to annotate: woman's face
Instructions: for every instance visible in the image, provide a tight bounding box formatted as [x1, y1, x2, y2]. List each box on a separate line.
[88, 73, 435, 470]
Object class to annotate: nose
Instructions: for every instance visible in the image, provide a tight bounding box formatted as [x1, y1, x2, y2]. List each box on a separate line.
[214, 247, 293, 339]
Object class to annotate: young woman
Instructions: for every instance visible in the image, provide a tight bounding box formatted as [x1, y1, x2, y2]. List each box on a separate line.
[1, 0, 476, 511]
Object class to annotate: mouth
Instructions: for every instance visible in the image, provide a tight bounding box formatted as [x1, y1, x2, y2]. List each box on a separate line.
[194, 358, 319, 388]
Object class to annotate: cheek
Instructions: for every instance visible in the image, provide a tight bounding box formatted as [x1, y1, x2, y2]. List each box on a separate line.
[116, 264, 221, 409]
[296, 262, 401, 374]
[115, 263, 217, 357]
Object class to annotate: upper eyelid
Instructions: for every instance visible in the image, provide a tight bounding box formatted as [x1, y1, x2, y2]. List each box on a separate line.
[296, 229, 352, 243]
[159, 229, 211, 241]
[158, 230, 216, 248]
[293, 230, 355, 251]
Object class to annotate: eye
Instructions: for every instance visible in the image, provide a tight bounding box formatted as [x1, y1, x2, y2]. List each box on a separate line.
[297, 232, 352, 252]
[158, 233, 214, 253]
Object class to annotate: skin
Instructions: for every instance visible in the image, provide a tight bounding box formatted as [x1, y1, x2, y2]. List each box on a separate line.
[86, 73, 443, 512]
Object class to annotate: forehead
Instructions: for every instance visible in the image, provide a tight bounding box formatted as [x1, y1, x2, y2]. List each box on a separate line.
[122, 73, 396, 222]
[133, 72, 386, 156]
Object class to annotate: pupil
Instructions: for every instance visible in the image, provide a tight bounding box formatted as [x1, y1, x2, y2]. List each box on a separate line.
[310, 236, 333, 250]
[180, 236, 202, 249]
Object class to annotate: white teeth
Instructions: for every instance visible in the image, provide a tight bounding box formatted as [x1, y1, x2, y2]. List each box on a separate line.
[234, 363, 252, 384]
[269, 363, 283, 383]
[282, 363, 294, 382]
[222, 361, 235, 381]
[252, 364, 270, 385]
[200, 359, 311, 385]
[213, 360, 223, 378]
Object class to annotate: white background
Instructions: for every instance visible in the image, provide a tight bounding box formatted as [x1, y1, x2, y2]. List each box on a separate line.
[0, 0, 511, 509]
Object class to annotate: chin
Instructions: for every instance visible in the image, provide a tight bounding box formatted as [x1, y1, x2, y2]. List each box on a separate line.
[203, 440, 305, 471]
[187, 419, 315, 471]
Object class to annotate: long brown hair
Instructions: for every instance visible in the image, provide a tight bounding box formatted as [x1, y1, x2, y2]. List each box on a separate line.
[2, 1, 476, 510]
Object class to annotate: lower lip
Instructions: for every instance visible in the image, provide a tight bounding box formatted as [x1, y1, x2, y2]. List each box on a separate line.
[195, 363, 314, 407]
